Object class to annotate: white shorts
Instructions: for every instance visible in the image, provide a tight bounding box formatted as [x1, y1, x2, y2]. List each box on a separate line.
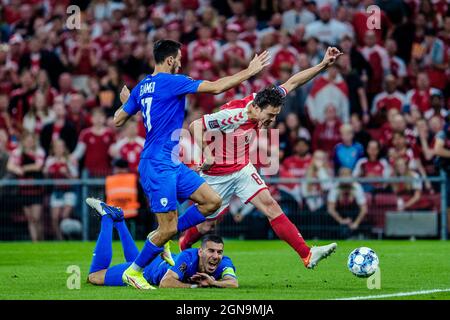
[50, 191, 77, 208]
[200, 163, 268, 220]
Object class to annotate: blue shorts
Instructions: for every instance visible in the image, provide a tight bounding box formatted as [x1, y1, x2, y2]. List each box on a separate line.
[104, 262, 131, 286]
[139, 160, 205, 213]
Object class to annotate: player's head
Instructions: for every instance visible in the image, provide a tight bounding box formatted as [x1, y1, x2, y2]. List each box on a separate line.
[153, 39, 182, 74]
[198, 234, 224, 274]
[252, 86, 285, 127]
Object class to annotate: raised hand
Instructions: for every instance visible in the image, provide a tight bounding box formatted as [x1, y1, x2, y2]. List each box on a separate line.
[120, 85, 130, 104]
[247, 51, 271, 77]
[322, 47, 343, 68]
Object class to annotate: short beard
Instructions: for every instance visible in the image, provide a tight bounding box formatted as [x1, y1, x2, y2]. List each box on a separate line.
[170, 65, 178, 74]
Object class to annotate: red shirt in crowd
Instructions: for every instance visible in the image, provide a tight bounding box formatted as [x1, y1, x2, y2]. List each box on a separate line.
[312, 121, 342, 154]
[79, 127, 115, 176]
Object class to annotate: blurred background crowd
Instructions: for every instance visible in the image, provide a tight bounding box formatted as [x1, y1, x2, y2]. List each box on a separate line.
[0, 0, 449, 241]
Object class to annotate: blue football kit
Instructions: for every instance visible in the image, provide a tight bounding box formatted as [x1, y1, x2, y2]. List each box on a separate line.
[123, 73, 206, 213]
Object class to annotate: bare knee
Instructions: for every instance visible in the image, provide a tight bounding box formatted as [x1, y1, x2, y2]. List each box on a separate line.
[204, 194, 222, 215]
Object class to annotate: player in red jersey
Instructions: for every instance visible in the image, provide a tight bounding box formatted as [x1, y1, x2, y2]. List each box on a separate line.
[179, 47, 343, 269]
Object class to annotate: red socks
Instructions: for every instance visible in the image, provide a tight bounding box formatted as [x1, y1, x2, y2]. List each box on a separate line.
[179, 226, 203, 251]
[270, 214, 310, 259]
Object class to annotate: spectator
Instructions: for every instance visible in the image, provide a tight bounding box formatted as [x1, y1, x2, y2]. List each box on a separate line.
[406, 72, 442, 114]
[391, 157, 423, 211]
[422, 28, 447, 91]
[306, 64, 350, 124]
[0, 93, 14, 137]
[283, 112, 311, 156]
[385, 38, 407, 89]
[327, 167, 368, 239]
[353, 140, 391, 192]
[9, 69, 36, 124]
[218, 23, 252, 72]
[18, 36, 65, 88]
[56, 72, 78, 106]
[338, 33, 372, 80]
[279, 138, 312, 203]
[40, 101, 78, 155]
[333, 124, 364, 172]
[0, 129, 8, 178]
[338, 53, 369, 121]
[109, 119, 144, 173]
[371, 74, 406, 126]
[22, 91, 55, 134]
[311, 104, 342, 154]
[68, 25, 101, 93]
[6, 131, 45, 242]
[282, 0, 316, 34]
[350, 113, 371, 150]
[72, 108, 115, 177]
[301, 150, 333, 212]
[360, 30, 390, 101]
[66, 93, 91, 135]
[44, 139, 78, 240]
[268, 30, 299, 78]
[304, 3, 352, 46]
[424, 91, 446, 120]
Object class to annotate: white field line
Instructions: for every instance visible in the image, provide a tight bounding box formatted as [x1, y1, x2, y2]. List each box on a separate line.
[334, 288, 450, 300]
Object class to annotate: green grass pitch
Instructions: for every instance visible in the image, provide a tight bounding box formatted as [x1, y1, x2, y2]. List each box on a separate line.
[1, 240, 450, 300]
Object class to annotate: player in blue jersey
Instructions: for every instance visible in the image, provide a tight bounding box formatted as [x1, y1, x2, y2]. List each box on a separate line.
[86, 203, 238, 289]
[108, 40, 269, 289]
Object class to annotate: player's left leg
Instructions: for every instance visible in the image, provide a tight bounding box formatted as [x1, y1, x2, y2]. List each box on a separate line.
[87, 204, 115, 282]
[237, 164, 336, 269]
[176, 163, 222, 233]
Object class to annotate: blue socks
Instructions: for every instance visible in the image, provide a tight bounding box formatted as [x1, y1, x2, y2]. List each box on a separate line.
[114, 221, 139, 262]
[89, 216, 113, 274]
[178, 205, 206, 233]
[132, 239, 163, 271]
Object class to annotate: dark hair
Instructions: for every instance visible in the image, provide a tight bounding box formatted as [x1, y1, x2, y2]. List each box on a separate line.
[254, 85, 284, 110]
[201, 234, 224, 248]
[153, 39, 182, 64]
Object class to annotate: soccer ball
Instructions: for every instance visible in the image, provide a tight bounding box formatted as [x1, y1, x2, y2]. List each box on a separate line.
[347, 247, 379, 278]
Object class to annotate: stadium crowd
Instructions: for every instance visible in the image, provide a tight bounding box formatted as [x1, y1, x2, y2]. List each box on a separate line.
[0, 0, 449, 241]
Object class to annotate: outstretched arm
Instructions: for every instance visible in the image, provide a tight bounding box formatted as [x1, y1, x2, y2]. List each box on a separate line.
[197, 51, 271, 94]
[113, 86, 133, 127]
[159, 270, 193, 288]
[281, 47, 343, 94]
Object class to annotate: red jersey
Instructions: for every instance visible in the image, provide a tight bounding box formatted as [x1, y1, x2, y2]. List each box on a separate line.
[279, 154, 312, 190]
[268, 45, 299, 78]
[111, 137, 145, 173]
[79, 127, 115, 176]
[202, 86, 288, 175]
[311, 121, 342, 153]
[406, 88, 442, 113]
[371, 91, 406, 115]
[353, 158, 390, 178]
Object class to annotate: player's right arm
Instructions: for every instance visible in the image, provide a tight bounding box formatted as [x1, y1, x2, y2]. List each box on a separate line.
[281, 47, 343, 94]
[159, 270, 194, 288]
[196, 51, 271, 94]
[113, 86, 137, 127]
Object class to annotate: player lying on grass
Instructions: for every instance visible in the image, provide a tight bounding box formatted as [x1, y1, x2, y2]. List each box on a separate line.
[178, 47, 343, 269]
[86, 198, 238, 289]
[112, 40, 270, 289]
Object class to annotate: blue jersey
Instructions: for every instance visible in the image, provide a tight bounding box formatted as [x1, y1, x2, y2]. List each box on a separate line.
[143, 248, 237, 285]
[334, 142, 364, 171]
[123, 73, 203, 168]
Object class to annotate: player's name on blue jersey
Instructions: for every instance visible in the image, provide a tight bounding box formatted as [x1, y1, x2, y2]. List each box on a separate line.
[139, 81, 156, 97]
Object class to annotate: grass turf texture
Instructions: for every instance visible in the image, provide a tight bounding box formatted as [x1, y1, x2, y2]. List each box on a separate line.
[1, 240, 449, 300]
